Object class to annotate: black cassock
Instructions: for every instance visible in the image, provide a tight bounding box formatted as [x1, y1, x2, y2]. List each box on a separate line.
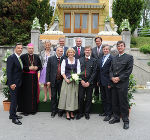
[20, 53, 42, 114]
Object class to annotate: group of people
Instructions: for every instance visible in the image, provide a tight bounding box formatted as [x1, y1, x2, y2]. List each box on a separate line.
[6, 37, 133, 130]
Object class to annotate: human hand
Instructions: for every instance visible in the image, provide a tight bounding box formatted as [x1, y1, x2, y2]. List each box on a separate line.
[47, 82, 51, 87]
[10, 84, 16, 90]
[108, 85, 111, 88]
[29, 66, 34, 70]
[33, 66, 38, 71]
[84, 82, 90, 87]
[81, 80, 86, 87]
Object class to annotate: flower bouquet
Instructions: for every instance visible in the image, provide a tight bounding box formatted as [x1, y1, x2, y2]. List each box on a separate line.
[69, 72, 82, 84]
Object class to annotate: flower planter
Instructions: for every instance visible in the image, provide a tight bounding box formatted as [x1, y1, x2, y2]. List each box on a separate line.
[3, 100, 11, 111]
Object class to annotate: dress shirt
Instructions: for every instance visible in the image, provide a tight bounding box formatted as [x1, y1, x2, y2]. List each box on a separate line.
[61, 58, 81, 75]
[102, 53, 110, 67]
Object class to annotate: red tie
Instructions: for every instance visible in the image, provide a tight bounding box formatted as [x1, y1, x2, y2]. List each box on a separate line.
[85, 58, 88, 77]
[78, 47, 80, 56]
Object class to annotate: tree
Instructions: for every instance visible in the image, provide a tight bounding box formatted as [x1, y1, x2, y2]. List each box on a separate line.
[142, 0, 150, 27]
[0, 0, 53, 45]
[112, 0, 144, 33]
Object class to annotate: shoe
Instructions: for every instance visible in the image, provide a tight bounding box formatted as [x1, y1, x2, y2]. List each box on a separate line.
[12, 119, 22, 125]
[43, 98, 47, 102]
[109, 118, 120, 124]
[85, 114, 90, 120]
[103, 115, 111, 121]
[51, 112, 56, 118]
[58, 111, 63, 117]
[31, 112, 36, 115]
[76, 114, 83, 120]
[23, 113, 29, 116]
[9, 115, 23, 120]
[123, 123, 129, 129]
[99, 113, 106, 116]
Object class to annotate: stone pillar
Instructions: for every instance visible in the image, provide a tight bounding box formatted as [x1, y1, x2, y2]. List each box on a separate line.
[71, 11, 74, 33]
[88, 11, 92, 33]
[121, 31, 131, 53]
[31, 29, 40, 54]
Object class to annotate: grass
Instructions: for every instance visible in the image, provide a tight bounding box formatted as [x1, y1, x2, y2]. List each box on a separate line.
[130, 37, 150, 48]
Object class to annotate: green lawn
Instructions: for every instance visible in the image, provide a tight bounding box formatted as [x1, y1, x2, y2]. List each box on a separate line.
[131, 37, 150, 48]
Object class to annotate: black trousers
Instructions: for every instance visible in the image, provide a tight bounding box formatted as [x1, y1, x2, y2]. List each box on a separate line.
[100, 85, 112, 116]
[112, 85, 129, 123]
[78, 84, 93, 114]
[9, 87, 21, 119]
[51, 80, 62, 113]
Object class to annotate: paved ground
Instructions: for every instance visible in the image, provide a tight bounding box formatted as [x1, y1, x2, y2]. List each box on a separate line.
[0, 90, 150, 140]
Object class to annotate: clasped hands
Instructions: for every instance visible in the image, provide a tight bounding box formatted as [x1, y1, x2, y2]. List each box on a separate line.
[112, 77, 120, 83]
[29, 66, 38, 71]
[10, 84, 16, 90]
[81, 80, 90, 87]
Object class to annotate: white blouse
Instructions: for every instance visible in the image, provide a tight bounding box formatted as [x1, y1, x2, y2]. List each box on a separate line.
[61, 58, 81, 75]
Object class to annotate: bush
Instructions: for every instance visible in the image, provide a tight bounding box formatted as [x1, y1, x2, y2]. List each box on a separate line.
[139, 44, 150, 54]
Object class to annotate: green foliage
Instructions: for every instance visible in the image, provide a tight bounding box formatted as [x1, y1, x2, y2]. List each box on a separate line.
[112, 0, 144, 33]
[147, 62, 150, 66]
[0, 0, 53, 45]
[130, 37, 150, 48]
[1, 50, 11, 101]
[128, 74, 136, 107]
[139, 44, 150, 54]
[119, 19, 131, 32]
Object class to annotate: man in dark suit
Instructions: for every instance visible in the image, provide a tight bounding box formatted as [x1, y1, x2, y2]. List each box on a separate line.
[7, 43, 23, 125]
[97, 45, 113, 121]
[76, 46, 97, 120]
[73, 37, 84, 59]
[92, 37, 104, 104]
[54, 37, 68, 58]
[46, 47, 64, 118]
[109, 41, 134, 130]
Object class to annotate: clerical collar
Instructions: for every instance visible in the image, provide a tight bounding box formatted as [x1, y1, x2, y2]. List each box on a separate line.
[85, 56, 90, 59]
[119, 53, 125, 57]
[15, 53, 20, 58]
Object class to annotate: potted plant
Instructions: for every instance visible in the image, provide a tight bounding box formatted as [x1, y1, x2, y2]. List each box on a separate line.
[1, 50, 11, 111]
[119, 19, 131, 32]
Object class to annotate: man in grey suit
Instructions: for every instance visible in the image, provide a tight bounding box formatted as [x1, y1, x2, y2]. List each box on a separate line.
[109, 41, 134, 130]
[92, 37, 104, 104]
[73, 37, 84, 59]
[46, 47, 64, 118]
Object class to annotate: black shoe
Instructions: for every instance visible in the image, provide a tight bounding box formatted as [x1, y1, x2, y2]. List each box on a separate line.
[58, 112, 63, 117]
[9, 115, 23, 120]
[85, 114, 90, 120]
[31, 112, 37, 115]
[76, 114, 83, 120]
[109, 118, 120, 124]
[51, 112, 56, 118]
[103, 115, 111, 121]
[123, 123, 129, 129]
[12, 119, 22, 125]
[66, 116, 71, 120]
[99, 113, 106, 116]
[23, 113, 29, 116]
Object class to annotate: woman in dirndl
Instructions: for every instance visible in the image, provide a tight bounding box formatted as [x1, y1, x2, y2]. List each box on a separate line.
[58, 48, 81, 120]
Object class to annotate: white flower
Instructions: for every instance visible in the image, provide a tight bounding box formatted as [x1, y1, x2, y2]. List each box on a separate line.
[4, 58, 7, 62]
[72, 74, 79, 81]
[92, 99, 95, 103]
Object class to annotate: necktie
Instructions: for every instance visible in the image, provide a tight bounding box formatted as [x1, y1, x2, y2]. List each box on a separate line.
[102, 55, 106, 66]
[85, 58, 88, 77]
[97, 47, 100, 56]
[78, 47, 80, 56]
[18, 57, 23, 69]
[57, 58, 61, 80]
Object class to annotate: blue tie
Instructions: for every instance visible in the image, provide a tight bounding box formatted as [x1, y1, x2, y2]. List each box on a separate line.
[102, 55, 106, 66]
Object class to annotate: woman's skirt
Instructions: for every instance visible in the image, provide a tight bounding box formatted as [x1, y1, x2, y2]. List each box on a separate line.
[39, 66, 46, 84]
[58, 80, 78, 111]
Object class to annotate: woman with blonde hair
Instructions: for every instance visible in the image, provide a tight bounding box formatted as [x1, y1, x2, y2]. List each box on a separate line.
[39, 41, 55, 102]
[58, 48, 81, 120]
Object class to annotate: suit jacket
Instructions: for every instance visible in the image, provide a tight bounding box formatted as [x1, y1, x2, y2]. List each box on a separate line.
[54, 46, 68, 58]
[109, 53, 134, 88]
[7, 54, 23, 87]
[40, 50, 55, 66]
[79, 56, 97, 84]
[73, 46, 84, 59]
[98, 54, 113, 86]
[91, 46, 103, 60]
[46, 55, 64, 86]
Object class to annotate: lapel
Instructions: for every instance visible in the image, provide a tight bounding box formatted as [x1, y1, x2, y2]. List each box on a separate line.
[13, 54, 22, 70]
[102, 55, 111, 68]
